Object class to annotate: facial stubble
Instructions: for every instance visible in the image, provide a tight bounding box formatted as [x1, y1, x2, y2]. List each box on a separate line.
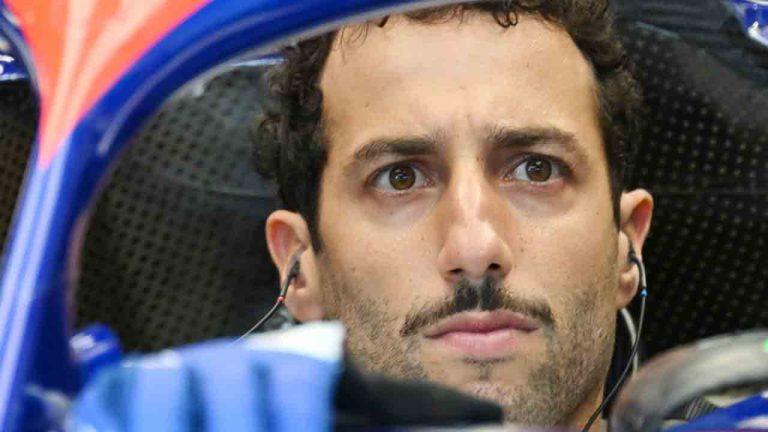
[316, 252, 617, 427]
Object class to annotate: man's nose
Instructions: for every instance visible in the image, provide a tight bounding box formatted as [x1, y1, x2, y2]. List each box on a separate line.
[435, 169, 514, 283]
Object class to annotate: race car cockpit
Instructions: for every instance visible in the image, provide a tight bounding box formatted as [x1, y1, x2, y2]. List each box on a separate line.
[0, 0, 766, 431]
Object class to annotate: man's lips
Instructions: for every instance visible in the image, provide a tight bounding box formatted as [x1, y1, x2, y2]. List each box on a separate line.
[422, 311, 541, 359]
[423, 310, 541, 337]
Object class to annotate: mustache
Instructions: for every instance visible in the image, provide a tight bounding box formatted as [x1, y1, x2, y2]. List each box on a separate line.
[399, 274, 555, 337]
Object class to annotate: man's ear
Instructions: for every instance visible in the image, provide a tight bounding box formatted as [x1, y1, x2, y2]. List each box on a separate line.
[265, 210, 325, 322]
[616, 189, 653, 309]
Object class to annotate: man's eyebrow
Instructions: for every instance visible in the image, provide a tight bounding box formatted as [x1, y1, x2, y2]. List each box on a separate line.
[486, 126, 588, 163]
[352, 136, 439, 163]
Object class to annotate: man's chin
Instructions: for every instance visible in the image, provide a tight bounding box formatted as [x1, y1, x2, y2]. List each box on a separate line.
[429, 366, 529, 407]
[460, 380, 519, 401]
[418, 348, 535, 389]
[457, 381, 524, 422]
[454, 380, 562, 427]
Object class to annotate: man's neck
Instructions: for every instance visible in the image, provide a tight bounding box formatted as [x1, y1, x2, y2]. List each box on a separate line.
[565, 384, 606, 432]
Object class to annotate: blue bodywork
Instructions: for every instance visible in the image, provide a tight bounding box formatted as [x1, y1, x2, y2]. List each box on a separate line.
[729, 0, 768, 47]
[0, 53, 26, 82]
[669, 393, 768, 432]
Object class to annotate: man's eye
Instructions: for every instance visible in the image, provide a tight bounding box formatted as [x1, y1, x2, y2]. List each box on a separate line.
[504, 156, 564, 183]
[372, 164, 430, 192]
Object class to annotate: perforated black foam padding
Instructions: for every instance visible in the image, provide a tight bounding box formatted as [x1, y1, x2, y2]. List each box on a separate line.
[0, 83, 36, 248]
[75, 68, 280, 351]
[620, 22, 768, 357]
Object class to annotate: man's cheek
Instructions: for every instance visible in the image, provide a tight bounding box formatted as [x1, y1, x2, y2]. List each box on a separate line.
[523, 220, 612, 292]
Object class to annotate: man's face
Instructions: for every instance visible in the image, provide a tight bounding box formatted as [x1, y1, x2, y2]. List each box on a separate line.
[282, 13, 641, 428]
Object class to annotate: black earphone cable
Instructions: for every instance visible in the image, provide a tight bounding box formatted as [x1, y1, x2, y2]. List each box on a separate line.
[233, 256, 301, 342]
[581, 248, 648, 432]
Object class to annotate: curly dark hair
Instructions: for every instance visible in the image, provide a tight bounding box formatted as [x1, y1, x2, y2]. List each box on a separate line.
[253, 0, 642, 250]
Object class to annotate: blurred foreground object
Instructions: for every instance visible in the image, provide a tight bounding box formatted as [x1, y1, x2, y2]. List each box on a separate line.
[729, 0, 768, 48]
[69, 322, 503, 431]
[611, 330, 768, 432]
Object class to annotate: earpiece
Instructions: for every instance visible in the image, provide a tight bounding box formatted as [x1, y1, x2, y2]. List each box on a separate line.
[234, 250, 303, 342]
[582, 239, 649, 431]
[628, 240, 638, 262]
[627, 240, 647, 298]
[280, 252, 303, 303]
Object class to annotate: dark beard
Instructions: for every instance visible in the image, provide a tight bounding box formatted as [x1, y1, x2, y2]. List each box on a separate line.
[319, 262, 616, 427]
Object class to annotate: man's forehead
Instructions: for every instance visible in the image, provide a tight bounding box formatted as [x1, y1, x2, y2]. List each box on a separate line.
[319, 12, 601, 161]
[322, 12, 593, 89]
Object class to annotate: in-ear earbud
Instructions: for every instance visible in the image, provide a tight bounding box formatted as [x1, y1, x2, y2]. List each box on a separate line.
[626, 240, 647, 297]
[628, 240, 637, 262]
[278, 252, 303, 303]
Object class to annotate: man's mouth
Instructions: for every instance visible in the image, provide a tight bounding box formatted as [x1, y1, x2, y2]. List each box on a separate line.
[422, 311, 541, 359]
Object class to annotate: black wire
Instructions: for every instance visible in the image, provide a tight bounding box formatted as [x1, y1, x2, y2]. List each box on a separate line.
[239, 299, 283, 339]
[233, 257, 301, 342]
[582, 255, 648, 432]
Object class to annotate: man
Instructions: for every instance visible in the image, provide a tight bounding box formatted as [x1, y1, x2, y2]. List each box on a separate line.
[253, 1, 653, 429]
